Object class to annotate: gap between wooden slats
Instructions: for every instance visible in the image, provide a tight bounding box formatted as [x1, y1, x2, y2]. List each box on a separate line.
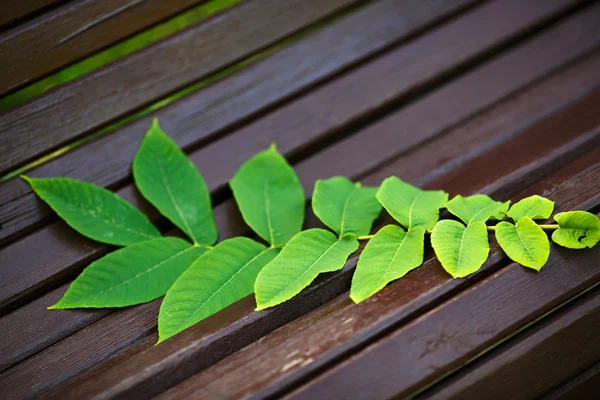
[417, 285, 600, 400]
[0, 0, 214, 96]
[0, 0, 370, 176]
[0, 0, 481, 246]
[45, 135, 600, 400]
[0, 0, 592, 316]
[0, 0, 70, 31]
[0, 1, 598, 380]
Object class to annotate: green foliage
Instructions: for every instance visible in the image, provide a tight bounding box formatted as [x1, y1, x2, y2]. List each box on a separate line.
[49, 238, 207, 309]
[431, 220, 490, 278]
[350, 225, 425, 303]
[312, 177, 382, 236]
[23, 176, 160, 246]
[230, 144, 305, 247]
[495, 217, 550, 270]
[507, 195, 554, 221]
[552, 211, 600, 249]
[254, 229, 358, 309]
[446, 194, 509, 224]
[376, 177, 448, 230]
[158, 237, 278, 342]
[29, 119, 598, 344]
[133, 119, 217, 245]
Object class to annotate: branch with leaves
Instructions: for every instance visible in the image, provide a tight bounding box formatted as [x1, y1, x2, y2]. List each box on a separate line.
[26, 120, 600, 343]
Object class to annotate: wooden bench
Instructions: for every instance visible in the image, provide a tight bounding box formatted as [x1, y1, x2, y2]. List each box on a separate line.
[0, 0, 598, 398]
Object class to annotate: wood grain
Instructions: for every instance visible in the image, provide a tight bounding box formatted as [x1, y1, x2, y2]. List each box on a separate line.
[3, 47, 598, 379]
[0, 0, 480, 245]
[287, 215, 600, 399]
[541, 361, 600, 400]
[0, 0, 208, 95]
[34, 100, 600, 400]
[0, 0, 67, 29]
[418, 287, 600, 400]
[1, 0, 595, 316]
[0, 0, 366, 175]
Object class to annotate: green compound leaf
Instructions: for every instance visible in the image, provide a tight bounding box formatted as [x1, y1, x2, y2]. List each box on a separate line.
[23, 176, 160, 246]
[552, 211, 600, 249]
[255, 229, 358, 310]
[495, 217, 550, 271]
[312, 177, 382, 236]
[230, 144, 305, 247]
[376, 176, 448, 230]
[507, 195, 554, 222]
[133, 119, 217, 245]
[49, 238, 206, 309]
[446, 194, 509, 224]
[350, 225, 425, 303]
[431, 220, 490, 278]
[158, 237, 279, 343]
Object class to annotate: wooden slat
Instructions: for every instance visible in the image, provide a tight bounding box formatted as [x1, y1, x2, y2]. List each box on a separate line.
[2, 48, 598, 381]
[0, 0, 66, 29]
[0, 0, 208, 95]
[0, 1, 598, 375]
[143, 124, 600, 399]
[1, 0, 593, 315]
[32, 91, 600, 400]
[0, 0, 480, 245]
[419, 287, 600, 400]
[0, 0, 366, 175]
[542, 361, 600, 400]
[288, 214, 600, 399]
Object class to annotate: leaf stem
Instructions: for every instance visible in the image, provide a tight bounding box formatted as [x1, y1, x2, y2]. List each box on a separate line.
[358, 224, 560, 239]
[357, 235, 374, 240]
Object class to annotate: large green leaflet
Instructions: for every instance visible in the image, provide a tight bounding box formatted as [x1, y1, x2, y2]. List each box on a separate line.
[507, 195, 554, 222]
[495, 217, 550, 270]
[133, 119, 217, 245]
[446, 194, 509, 224]
[431, 220, 490, 278]
[350, 225, 425, 303]
[49, 238, 206, 309]
[159, 237, 279, 343]
[230, 145, 305, 247]
[376, 177, 448, 230]
[552, 211, 600, 249]
[255, 229, 358, 310]
[312, 177, 382, 236]
[23, 176, 160, 246]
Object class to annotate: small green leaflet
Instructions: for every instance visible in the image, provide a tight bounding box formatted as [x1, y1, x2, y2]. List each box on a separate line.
[552, 211, 600, 249]
[376, 177, 448, 230]
[133, 119, 217, 245]
[495, 217, 550, 270]
[350, 225, 425, 303]
[507, 195, 554, 222]
[446, 194, 509, 224]
[255, 229, 358, 310]
[49, 238, 206, 309]
[158, 237, 279, 343]
[230, 145, 305, 247]
[312, 177, 382, 236]
[431, 220, 489, 278]
[23, 176, 160, 246]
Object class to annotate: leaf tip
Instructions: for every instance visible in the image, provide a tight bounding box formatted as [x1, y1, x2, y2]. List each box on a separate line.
[269, 143, 278, 152]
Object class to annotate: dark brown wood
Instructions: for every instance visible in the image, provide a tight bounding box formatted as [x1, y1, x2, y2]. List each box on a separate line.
[2, 0, 596, 317]
[0, 0, 366, 175]
[0, 0, 480, 245]
[143, 131, 600, 400]
[0, 0, 67, 29]
[2, 48, 598, 382]
[286, 212, 600, 399]
[418, 287, 600, 400]
[0, 0, 208, 95]
[542, 361, 600, 400]
[33, 101, 600, 400]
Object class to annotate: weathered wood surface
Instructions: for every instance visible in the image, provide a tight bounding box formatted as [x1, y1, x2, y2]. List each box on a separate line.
[0, 0, 478, 246]
[1, 0, 599, 398]
[0, 0, 66, 29]
[0, 0, 209, 95]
